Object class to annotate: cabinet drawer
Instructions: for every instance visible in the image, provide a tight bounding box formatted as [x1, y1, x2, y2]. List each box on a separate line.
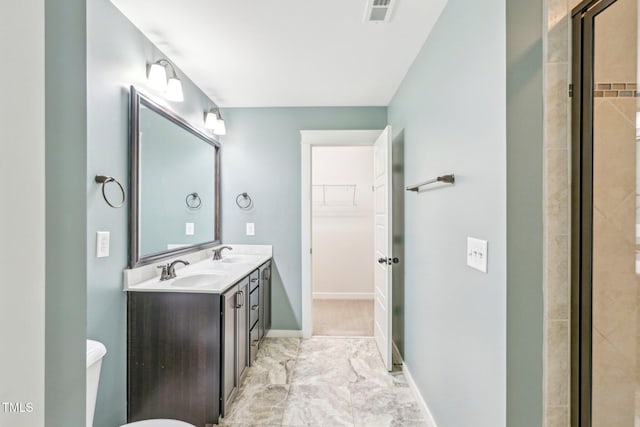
[250, 324, 260, 363]
[249, 270, 260, 292]
[249, 287, 260, 328]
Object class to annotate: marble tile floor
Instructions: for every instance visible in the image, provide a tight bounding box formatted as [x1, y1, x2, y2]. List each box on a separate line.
[217, 337, 427, 427]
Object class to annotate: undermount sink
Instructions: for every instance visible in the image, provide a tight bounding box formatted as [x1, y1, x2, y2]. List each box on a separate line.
[171, 273, 224, 288]
[220, 257, 250, 264]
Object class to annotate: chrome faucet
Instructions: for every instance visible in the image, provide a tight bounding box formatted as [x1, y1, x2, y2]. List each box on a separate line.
[157, 259, 190, 281]
[212, 246, 233, 261]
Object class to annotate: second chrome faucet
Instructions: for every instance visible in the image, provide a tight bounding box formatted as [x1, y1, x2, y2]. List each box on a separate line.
[212, 246, 233, 261]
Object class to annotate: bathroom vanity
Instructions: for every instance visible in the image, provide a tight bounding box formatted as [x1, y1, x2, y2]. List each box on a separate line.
[125, 246, 272, 427]
[123, 88, 273, 426]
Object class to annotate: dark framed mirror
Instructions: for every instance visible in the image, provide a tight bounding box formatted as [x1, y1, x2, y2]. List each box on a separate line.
[129, 86, 221, 268]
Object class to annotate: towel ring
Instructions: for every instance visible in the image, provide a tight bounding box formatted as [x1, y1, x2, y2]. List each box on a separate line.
[95, 175, 125, 208]
[185, 192, 202, 210]
[235, 192, 253, 210]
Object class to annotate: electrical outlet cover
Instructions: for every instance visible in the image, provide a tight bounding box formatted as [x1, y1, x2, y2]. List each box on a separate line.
[96, 231, 110, 258]
[185, 222, 195, 236]
[246, 222, 255, 236]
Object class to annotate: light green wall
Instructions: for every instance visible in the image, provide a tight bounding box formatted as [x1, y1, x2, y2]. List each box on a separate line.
[45, 0, 87, 425]
[387, 0, 507, 425]
[506, 0, 544, 425]
[219, 107, 387, 329]
[87, 1, 217, 426]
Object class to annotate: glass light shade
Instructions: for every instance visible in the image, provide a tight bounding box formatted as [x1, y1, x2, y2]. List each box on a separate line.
[165, 77, 184, 102]
[147, 63, 167, 91]
[204, 111, 219, 129]
[213, 118, 226, 136]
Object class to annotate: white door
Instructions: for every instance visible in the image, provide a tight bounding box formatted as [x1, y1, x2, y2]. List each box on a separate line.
[373, 125, 393, 371]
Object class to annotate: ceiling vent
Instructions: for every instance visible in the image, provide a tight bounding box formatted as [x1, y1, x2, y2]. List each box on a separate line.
[364, 0, 395, 23]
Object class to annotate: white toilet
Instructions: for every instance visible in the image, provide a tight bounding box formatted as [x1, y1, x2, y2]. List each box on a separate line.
[86, 340, 195, 427]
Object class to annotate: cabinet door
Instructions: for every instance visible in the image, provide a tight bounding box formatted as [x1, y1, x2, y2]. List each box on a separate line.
[237, 277, 249, 383]
[127, 292, 221, 426]
[221, 284, 238, 416]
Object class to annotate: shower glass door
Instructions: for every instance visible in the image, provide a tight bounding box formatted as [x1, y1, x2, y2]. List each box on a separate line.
[573, 0, 639, 425]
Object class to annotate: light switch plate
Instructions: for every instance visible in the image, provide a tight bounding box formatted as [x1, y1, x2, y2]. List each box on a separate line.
[185, 222, 195, 236]
[246, 222, 255, 236]
[467, 237, 488, 273]
[96, 231, 110, 258]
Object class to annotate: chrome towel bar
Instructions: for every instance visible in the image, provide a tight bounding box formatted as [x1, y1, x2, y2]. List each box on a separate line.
[406, 174, 455, 192]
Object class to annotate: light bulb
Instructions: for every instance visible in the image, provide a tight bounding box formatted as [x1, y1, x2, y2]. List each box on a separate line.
[205, 111, 218, 129]
[147, 63, 167, 91]
[165, 77, 184, 102]
[213, 118, 226, 136]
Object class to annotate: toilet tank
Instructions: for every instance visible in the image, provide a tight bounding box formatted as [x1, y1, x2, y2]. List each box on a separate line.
[86, 340, 107, 427]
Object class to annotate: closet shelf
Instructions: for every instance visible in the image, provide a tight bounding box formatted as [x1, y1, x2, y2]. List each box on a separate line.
[312, 184, 357, 206]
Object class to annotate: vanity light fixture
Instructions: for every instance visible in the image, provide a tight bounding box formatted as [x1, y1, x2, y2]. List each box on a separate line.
[204, 108, 226, 135]
[204, 108, 218, 129]
[147, 59, 184, 102]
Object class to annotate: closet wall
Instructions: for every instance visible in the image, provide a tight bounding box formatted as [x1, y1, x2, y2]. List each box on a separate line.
[311, 146, 374, 299]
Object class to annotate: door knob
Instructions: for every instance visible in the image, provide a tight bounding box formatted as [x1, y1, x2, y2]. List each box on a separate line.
[378, 257, 387, 264]
[392, 257, 399, 264]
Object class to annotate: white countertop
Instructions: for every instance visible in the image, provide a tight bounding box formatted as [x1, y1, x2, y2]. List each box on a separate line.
[124, 245, 272, 294]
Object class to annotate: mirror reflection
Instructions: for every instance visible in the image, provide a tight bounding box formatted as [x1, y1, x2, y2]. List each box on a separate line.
[130, 87, 220, 267]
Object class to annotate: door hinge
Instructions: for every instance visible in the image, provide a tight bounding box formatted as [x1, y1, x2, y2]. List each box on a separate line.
[568, 83, 573, 98]
[310, 248, 312, 255]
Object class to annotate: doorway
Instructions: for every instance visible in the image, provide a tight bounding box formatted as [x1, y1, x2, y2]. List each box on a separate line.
[572, 0, 639, 425]
[300, 128, 397, 371]
[311, 145, 375, 336]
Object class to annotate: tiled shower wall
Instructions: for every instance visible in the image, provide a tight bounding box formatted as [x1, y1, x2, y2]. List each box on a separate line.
[590, 0, 638, 423]
[544, 0, 577, 425]
[545, 1, 639, 426]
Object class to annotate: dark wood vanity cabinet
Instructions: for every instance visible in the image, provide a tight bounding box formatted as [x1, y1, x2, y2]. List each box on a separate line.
[127, 261, 272, 427]
[128, 265, 272, 427]
[127, 292, 221, 427]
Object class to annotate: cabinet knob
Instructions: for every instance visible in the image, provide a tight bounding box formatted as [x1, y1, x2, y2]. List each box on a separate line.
[251, 304, 259, 311]
[251, 278, 258, 283]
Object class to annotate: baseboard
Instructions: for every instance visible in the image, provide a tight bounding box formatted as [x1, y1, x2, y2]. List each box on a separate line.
[312, 292, 374, 300]
[266, 329, 303, 338]
[402, 362, 438, 427]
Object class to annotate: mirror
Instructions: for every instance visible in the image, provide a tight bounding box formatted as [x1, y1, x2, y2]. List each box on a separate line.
[129, 87, 221, 267]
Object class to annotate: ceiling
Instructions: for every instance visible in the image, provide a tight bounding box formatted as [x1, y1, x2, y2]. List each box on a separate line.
[110, 0, 448, 107]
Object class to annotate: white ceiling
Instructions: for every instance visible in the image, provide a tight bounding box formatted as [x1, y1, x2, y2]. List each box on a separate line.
[110, 0, 448, 107]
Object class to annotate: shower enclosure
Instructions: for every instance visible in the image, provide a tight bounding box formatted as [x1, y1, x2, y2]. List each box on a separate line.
[572, 0, 640, 425]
